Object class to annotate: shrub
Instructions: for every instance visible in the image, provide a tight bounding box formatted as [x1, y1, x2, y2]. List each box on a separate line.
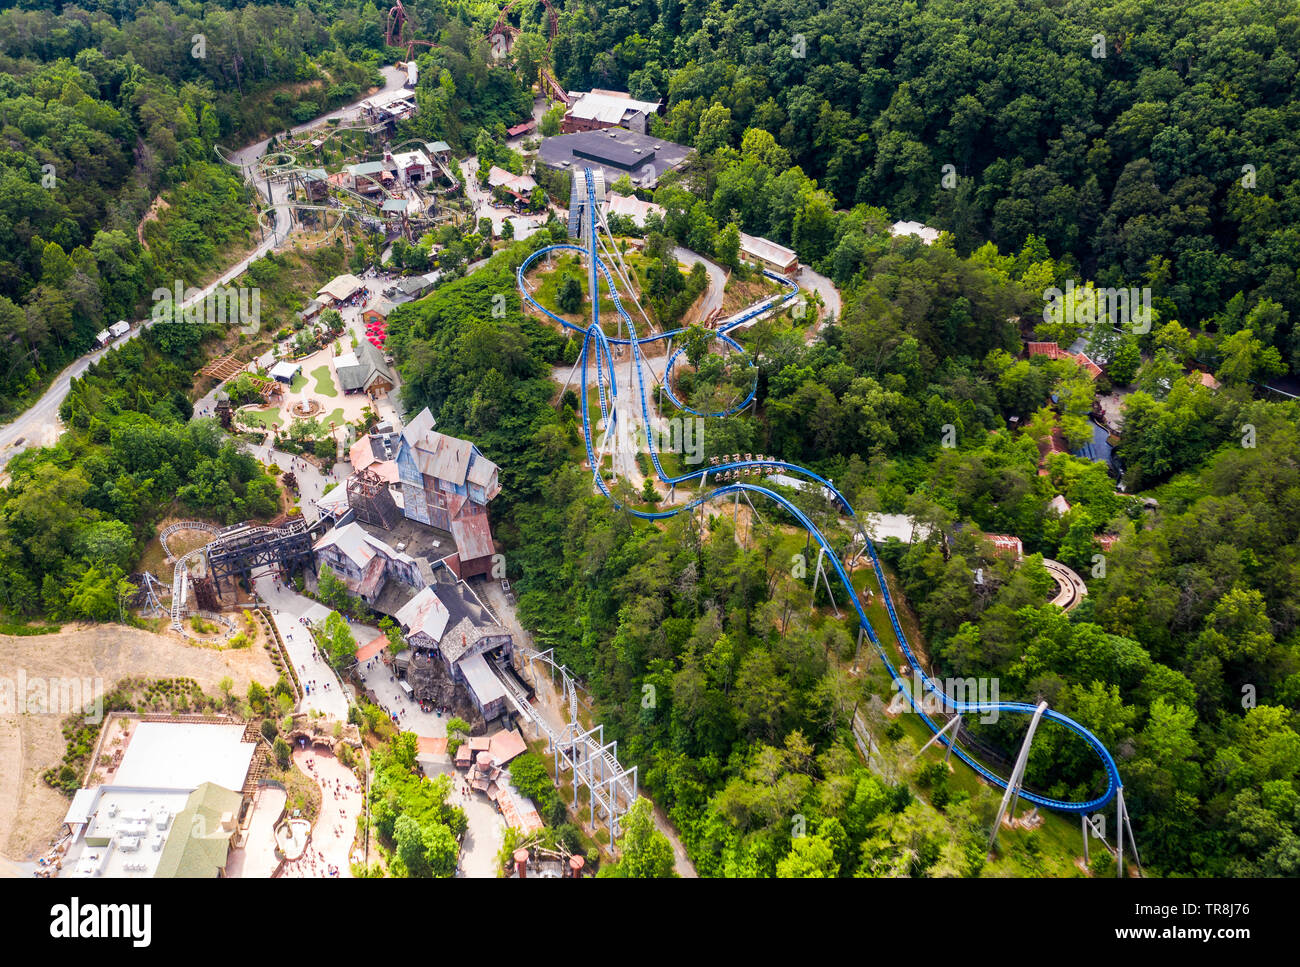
[445, 716, 470, 757]
[248, 681, 268, 715]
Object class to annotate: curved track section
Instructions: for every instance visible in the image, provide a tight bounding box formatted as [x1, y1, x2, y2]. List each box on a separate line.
[516, 169, 1122, 815]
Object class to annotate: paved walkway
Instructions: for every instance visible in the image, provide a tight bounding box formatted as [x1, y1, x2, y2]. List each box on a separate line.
[675, 246, 727, 321]
[280, 747, 363, 878]
[225, 785, 286, 878]
[420, 760, 504, 878]
[355, 656, 448, 738]
[796, 264, 841, 330]
[253, 569, 349, 719]
[459, 156, 549, 239]
[247, 446, 348, 521]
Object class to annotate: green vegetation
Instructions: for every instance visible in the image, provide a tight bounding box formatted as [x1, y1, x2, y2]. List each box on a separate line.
[6, 0, 1300, 882]
[552, 0, 1300, 384]
[598, 799, 677, 878]
[445, 717, 471, 758]
[310, 365, 339, 398]
[316, 567, 362, 618]
[315, 610, 358, 670]
[387, 173, 1300, 879]
[370, 733, 467, 878]
[0, 324, 281, 621]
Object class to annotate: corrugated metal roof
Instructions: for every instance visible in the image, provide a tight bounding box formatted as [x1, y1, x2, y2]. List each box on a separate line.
[401, 407, 437, 446]
[348, 435, 382, 469]
[451, 514, 494, 562]
[567, 91, 660, 124]
[356, 634, 388, 663]
[738, 231, 798, 269]
[466, 454, 497, 488]
[458, 651, 507, 706]
[399, 408, 500, 493]
[487, 165, 537, 193]
[430, 434, 472, 483]
[395, 585, 450, 642]
[314, 522, 378, 569]
[314, 521, 417, 572]
[490, 729, 527, 765]
[317, 274, 366, 302]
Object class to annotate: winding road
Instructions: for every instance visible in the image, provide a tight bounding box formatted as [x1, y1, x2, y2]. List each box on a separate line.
[0, 67, 409, 474]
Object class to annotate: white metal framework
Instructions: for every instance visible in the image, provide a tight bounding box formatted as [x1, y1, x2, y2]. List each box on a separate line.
[513, 644, 639, 842]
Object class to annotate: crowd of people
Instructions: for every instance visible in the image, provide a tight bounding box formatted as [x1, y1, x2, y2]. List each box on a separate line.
[279, 754, 362, 879]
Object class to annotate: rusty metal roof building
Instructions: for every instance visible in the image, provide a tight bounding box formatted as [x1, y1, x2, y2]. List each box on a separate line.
[450, 514, 494, 564]
[395, 585, 451, 643]
[398, 407, 500, 495]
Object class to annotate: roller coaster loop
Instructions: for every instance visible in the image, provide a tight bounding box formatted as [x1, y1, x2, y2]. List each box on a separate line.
[514, 168, 1125, 819]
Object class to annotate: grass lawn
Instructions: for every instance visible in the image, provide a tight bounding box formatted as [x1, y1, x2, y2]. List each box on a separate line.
[528, 253, 640, 337]
[290, 371, 308, 393]
[311, 365, 338, 397]
[241, 406, 282, 429]
[318, 407, 345, 429]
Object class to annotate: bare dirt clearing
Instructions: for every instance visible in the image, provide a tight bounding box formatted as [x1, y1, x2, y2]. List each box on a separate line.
[0, 623, 279, 866]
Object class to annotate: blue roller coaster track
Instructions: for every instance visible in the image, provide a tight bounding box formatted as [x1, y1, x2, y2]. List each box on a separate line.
[515, 169, 1123, 817]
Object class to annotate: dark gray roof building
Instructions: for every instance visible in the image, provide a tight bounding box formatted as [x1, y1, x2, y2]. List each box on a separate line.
[537, 127, 691, 188]
[336, 340, 394, 395]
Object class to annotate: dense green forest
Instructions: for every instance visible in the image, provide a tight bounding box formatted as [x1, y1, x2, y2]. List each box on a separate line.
[0, 0, 391, 416]
[389, 203, 1299, 875]
[0, 246, 346, 621]
[549, 0, 1300, 381]
[2, 0, 1298, 879]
